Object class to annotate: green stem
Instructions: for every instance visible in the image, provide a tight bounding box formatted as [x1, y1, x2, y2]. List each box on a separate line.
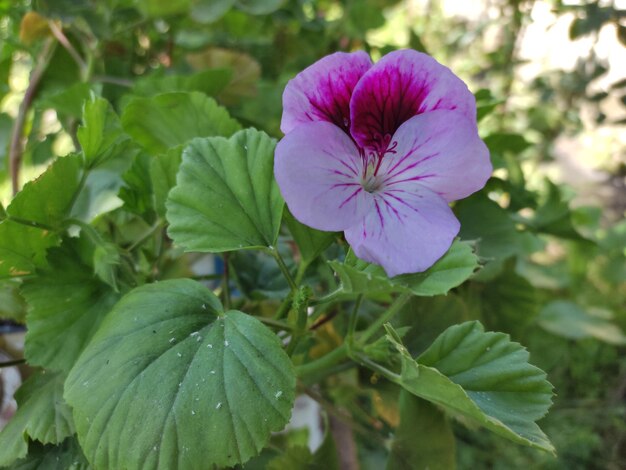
[268, 246, 297, 292]
[346, 295, 364, 345]
[296, 343, 349, 382]
[357, 292, 411, 346]
[286, 291, 309, 356]
[352, 352, 401, 382]
[309, 287, 347, 306]
[256, 317, 293, 331]
[9, 38, 56, 195]
[222, 253, 231, 310]
[127, 219, 163, 251]
[273, 292, 293, 320]
[294, 260, 308, 286]
[48, 21, 87, 73]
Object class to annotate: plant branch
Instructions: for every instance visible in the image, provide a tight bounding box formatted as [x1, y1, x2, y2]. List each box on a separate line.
[92, 75, 133, 88]
[256, 316, 293, 331]
[296, 343, 349, 383]
[222, 253, 231, 310]
[0, 358, 25, 368]
[268, 246, 297, 292]
[127, 219, 163, 251]
[357, 292, 411, 346]
[9, 38, 56, 195]
[47, 21, 87, 73]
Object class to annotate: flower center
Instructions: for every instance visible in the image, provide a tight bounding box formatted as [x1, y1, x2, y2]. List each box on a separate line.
[361, 170, 383, 193]
[359, 138, 398, 193]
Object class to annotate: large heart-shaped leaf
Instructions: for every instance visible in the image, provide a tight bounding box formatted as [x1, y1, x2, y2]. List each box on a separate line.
[330, 240, 478, 297]
[65, 279, 296, 469]
[385, 322, 554, 453]
[0, 371, 75, 467]
[166, 129, 284, 252]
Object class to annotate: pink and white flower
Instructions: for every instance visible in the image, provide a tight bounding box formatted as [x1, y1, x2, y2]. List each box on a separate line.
[275, 50, 492, 276]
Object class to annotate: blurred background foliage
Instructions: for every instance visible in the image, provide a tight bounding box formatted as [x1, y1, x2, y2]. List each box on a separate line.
[0, 0, 625, 468]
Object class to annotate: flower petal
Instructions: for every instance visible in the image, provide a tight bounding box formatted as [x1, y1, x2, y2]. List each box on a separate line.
[377, 110, 492, 202]
[274, 121, 371, 232]
[344, 187, 459, 277]
[281, 51, 372, 135]
[350, 49, 476, 152]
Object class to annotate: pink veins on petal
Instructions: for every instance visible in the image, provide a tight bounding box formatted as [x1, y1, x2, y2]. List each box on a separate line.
[275, 49, 492, 276]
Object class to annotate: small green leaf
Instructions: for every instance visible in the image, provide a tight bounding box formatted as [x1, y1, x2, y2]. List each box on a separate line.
[284, 209, 336, 265]
[538, 300, 626, 345]
[23, 245, 120, 373]
[92, 242, 121, 291]
[330, 240, 478, 297]
[77, 96, 130, 168]
[384, 322, 554, 453]
[65, 279, 296, 469]
[121, 92, 241, 154]
[0, 371, 75, 467]
[166, 129, 284, 252]
[0, 220, 58, 278]
[387, 393, 456, 470]
[7, 154, 83, 228]
[1, 146, 118, 280]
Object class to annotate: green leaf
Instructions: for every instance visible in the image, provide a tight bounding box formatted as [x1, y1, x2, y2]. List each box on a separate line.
[0, 220, 59, 278]
[92, 242, 121, 291]
[476, 266, 541, 338]
[150, 146, 183, 217]
[537, 300, 626, 345]
[284, 209, 336, 265]
[166, 129, 284, 252]
[132, 69, 233, 97]
[40, 82, 93, 119]
[77, 96, 130, 168]
[1, 154, 81, 278]
[235, 0, 284, 14]
[384, 322, 554, 453]
[456, 194, 529, 260]
[0, 371, 75, 467]
[7, 154, 83, 228]
[65, 279, 296, 469]
[22, 245, 120, 373]
[387, 393, 456, 470]
[231, 249, 290, 300]
[0, 279, 27, 321]
[329, 240, 478, 297]
[135, 0, 191, 17]
[121, 92, 241, 154]
[10, 438, 89, 470]
[191, 0, 235, 23]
